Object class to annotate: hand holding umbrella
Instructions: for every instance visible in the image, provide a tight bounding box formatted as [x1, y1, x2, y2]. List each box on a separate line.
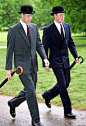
[0, 66, 23, 88]
[70, 56, 84, 69]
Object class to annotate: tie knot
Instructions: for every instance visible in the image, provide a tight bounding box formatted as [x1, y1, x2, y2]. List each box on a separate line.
[26, 25, 29, 28]
[60, 24, 62, 27]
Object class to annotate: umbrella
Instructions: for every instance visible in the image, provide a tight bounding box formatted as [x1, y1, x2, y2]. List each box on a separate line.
[70, 56, 84, 69]
[0, 66, 23, 88]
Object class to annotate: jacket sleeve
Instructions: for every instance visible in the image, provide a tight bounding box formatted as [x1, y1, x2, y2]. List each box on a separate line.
[68, 24, 78, 59]
[42, 27, 50, 59]
[36, 25, 47, 60]
[42, 27, 50, 67]
[5, 28, 15, 70]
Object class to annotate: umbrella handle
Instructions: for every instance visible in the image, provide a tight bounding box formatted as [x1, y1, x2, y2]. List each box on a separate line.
[70, 56, 84, 69]
[14, 66, 23, 76]
[78, 56, 84, 63]
[0, 66, 23, 88]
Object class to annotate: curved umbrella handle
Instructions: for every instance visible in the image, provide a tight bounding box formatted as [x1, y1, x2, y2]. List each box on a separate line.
[14, 66, 23, 76]
[78, 56, 84, 63]
[70, 56, 84, 69]
[0, 66, 23, 88]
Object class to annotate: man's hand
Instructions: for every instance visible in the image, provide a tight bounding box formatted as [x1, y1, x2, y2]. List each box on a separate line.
[44, 59, 50, 67]
[75, 58, 79, 63]
[44, 67, 50, 72]
[6, 70, 12, 80]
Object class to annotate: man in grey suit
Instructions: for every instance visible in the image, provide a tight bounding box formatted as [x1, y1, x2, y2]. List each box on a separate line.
[6, 4, 49, 126]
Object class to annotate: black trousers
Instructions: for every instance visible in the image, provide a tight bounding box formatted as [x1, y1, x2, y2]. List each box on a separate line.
[43, 67, 72, 114]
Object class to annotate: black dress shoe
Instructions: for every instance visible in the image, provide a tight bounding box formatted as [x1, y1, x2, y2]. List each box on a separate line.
[8, 101, 16, 118]
[64, 113, 76, 119]
[42, 93, 51, 108]
[32, 121, 44, 126]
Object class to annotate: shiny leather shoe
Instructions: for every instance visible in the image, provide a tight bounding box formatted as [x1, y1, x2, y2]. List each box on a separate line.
[64, 112, 76, 119]
[32, 121, 44, 126]
[42, 93, 51, 108]
[8, 101, 16, 118]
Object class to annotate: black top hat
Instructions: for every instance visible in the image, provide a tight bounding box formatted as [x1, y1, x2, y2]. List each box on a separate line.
[50, 5, 66, 15]
[18, 4, 35, 14]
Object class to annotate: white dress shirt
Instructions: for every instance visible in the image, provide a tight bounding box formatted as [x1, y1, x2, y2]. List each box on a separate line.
[20, 20, 29, 35]
[54, 20, 65, 37]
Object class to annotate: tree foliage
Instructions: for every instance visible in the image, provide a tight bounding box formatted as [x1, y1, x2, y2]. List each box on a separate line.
[0, 0, 86, 35]
[0, 0, 53, 30]
[60, 0, 86, 34]
[0, 0, 32, 30]
[31, 0, 53, 29]
[41, 0, 86, 34]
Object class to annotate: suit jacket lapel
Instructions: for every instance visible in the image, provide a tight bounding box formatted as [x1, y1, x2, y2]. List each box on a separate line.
[62, 22, 68, 46]
[29, 24, 35, 47]
[62, 22, 67, 39]
[51, 23, 63, 46]
[18, 22, 30, 46]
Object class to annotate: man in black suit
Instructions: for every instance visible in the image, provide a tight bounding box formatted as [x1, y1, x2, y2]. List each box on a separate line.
[6, 4, 49, 126]
[42, 5, 79, 119]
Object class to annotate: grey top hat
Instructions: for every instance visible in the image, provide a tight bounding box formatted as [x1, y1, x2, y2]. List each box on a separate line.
[18, 4, 35, 14]
[50, 5, 66, 15]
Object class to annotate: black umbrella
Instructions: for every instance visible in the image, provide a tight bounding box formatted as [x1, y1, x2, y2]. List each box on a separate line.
[0, 66, 23, 88]
[70, 56, 84, 69]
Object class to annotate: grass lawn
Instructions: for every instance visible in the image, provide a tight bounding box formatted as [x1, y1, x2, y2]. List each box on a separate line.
[0, 31, 86, 46]
[0, 32, 86, 110]
[73, 36, 86, 44]
[0, 32, 7, 46]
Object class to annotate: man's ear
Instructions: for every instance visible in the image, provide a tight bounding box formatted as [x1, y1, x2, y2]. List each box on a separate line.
[54, 14, 57, 18]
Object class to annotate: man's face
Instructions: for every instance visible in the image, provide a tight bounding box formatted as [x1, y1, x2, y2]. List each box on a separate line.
[54, 13, 65, 24]
[21, 14, 33, 24]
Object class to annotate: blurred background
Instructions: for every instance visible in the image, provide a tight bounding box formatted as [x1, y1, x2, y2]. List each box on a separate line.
[0, 0, 86, 34]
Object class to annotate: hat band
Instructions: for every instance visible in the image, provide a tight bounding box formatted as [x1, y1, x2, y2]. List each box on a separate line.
[18, 11, 35, 14]
[51, 10, 66, 15]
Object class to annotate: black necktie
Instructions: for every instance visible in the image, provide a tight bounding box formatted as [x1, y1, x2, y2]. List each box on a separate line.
[60, 24, 64, 40]
[26, 25, 30, 42]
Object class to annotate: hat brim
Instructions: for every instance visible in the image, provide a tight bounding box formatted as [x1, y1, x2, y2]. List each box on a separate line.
[50, 11, 66, 15]
[18, 11, 35, 14]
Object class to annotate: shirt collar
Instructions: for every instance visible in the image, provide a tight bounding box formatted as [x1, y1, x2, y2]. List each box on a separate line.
[54, 20, 60, 27]
[20, 20, 29, 35]
[54, 20, 61, 33]
[20, 20, 28, 26]
[54, 21, 65, 35]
